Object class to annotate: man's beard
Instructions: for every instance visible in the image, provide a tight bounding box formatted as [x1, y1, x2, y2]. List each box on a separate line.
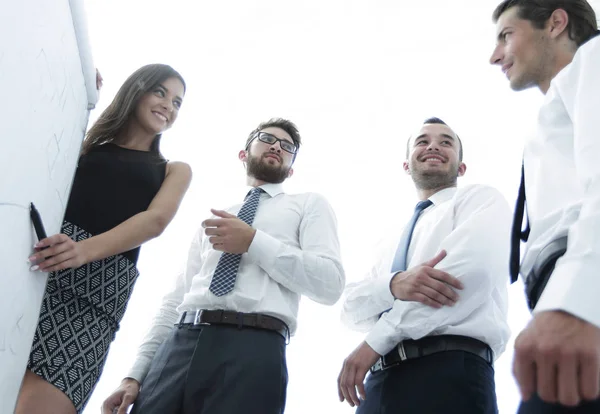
[246, 153, 290, 184]
[410, 162, 459, 191]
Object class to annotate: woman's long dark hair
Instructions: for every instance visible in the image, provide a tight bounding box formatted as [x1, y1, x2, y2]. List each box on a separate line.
[81, 64, 186, 156]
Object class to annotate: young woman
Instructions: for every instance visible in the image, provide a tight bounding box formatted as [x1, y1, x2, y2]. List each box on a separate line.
[16, 64, 192, 414]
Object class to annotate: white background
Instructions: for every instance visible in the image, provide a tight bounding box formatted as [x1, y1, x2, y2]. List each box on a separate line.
[81, 1, 599, 413]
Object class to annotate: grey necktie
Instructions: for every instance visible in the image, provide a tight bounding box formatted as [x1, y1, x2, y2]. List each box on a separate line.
[209, 187, 264, 296]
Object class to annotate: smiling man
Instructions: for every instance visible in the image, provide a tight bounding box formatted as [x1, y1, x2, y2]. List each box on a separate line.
[337, 117, 511, 414]
[489, 1, 600, 412]
[101, 118, 345, 414]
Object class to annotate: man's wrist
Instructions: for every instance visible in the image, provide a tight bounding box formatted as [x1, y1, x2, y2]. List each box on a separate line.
[389, 271, 404, 299]
[245, 228, 257, 252]
[122, 377, 140, 387]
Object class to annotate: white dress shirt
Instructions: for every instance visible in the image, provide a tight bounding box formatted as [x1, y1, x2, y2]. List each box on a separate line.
[127, 183, 345, 382]
[341, 185, 511, 358]
[522, 36, 600, 328]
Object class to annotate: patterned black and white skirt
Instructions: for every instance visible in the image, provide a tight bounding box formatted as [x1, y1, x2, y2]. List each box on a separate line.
[28, 221, 140, 413]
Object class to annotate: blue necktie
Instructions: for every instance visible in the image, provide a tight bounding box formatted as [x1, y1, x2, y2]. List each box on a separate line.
[209, 187, 264, 296]
[390, 199, 433, 273]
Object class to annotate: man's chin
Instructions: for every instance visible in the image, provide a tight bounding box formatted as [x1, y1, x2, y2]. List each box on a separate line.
[418, 168, 448, 177]
[260, 164, 281, 175]
[509, 76, 537, 92]
[249, 167, 287, 184]
[413, 171, 457, 189]
[247, 155, 289, 183]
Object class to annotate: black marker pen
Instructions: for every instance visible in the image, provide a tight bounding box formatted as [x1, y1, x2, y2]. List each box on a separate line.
[30, 202, 48, 242]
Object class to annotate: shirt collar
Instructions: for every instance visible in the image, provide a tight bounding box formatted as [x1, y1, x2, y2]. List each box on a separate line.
[427, 186, 457, 206]
[253, 182, 284, 198]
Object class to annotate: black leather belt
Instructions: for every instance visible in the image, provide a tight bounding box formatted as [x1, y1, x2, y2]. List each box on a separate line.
[177, 309, 290, 342]
[370, 335, 493, 373]
[525, 236, 567, 310]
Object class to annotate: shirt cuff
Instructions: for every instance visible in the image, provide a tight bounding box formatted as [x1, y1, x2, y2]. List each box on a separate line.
[364, 318, 402, 356]
[247, 229, 282, 267]
[533, 258, 600, 328]
[374, 272, 396, 306]
[126, 357, 151, 385]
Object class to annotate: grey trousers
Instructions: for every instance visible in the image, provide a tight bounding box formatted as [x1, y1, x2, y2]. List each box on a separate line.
[130, 323, 288, 414]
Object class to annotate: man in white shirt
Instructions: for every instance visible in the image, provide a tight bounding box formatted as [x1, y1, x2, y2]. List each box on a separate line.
[337, 117, 511, 414]
[101, 118, 345, 414]
[489, 1, 600, 412]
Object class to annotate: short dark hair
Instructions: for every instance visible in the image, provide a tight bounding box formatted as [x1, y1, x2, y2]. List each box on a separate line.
[245, 118, 302, 154]
[492, 0, 598, 46]
[406, 117, 463, 161]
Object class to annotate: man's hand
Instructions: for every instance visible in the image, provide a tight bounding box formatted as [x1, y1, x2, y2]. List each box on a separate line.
[337, 341, 380, 407]
[101, 378, 140, 414]
[514, 310, 600, 407]
[203, 209, 257, 254]
[390, 250, 463, 308]
[96, 68, 103, 91]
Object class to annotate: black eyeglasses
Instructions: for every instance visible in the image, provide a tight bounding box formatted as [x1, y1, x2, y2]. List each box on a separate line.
[249, 132, 297, 154]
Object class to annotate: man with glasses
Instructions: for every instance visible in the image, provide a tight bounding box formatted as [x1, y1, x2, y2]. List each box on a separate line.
[337, 117, 511, 414]
[102, 118, 345, 414]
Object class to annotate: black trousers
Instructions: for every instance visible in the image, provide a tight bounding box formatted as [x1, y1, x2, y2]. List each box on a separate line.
[355, 350, 497, 414]
[130, 324, 288, 414]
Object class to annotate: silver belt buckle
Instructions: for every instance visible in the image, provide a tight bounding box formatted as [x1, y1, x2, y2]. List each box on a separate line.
[194, 309, 210, 325]
[397, 341, 407, 361]
[370, 342, 407, 373]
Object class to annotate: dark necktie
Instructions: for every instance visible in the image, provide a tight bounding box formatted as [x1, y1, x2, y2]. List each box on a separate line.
[509, 164, 530, 283]
[209, 187, 264, 296]
[391, 199, 433, 273]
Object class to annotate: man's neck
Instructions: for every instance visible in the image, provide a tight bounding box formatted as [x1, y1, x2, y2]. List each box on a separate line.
[539, 49, 577, 94]
[246, 176, 268, 187]
[416, 184, 456, 201]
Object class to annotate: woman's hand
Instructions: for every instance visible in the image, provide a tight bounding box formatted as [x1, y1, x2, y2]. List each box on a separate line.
[28, 234, 89, 272]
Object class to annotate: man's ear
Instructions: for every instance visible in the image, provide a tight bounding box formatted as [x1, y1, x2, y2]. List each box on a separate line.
[403, 161, 411, 175]
[287, 167, 294, 179]
[548, 9, 569, 40]
[458, 162, 467, 177]
[239, 150, 247, 162]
